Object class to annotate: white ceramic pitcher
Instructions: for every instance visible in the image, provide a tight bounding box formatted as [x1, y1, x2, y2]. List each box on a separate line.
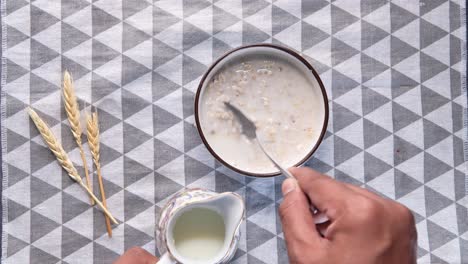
[156, 188, 245, 264]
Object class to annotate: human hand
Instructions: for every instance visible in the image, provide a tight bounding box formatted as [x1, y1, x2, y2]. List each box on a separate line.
[114, 247, 159, 264]
[280, 167, 417, 264]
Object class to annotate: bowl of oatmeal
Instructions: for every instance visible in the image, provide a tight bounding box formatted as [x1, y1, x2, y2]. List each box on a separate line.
[194, 44, 329, 177]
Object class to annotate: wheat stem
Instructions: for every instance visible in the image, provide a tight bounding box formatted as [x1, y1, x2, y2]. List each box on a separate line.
[63, 71, 94, 205]
[78, 181, 118, 224]
[87, 111, 113, 236]
[28, 108, 118, 225]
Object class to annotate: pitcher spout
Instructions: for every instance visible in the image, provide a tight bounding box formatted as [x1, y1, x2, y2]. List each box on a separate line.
[207, 192, 245, 229]
[203, 192, 245, 263]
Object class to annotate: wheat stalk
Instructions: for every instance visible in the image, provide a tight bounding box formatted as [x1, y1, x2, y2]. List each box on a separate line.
[63, 71, 94, 205]
[87, 110, 112, 237]
[28, 108, 118, 225]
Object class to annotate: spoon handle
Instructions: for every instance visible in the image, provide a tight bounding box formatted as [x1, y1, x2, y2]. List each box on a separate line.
[255, 139, 295, 179]
[255, 138, 329, 225]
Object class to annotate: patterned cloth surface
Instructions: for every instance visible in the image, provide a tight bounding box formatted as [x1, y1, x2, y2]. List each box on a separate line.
[1, 0, 467, 263]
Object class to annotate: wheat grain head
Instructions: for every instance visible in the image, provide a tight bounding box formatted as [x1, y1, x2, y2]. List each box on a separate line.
[28, 108, 82, 183]
[86, 112, 100, 166]
[62, 70, 82, 144]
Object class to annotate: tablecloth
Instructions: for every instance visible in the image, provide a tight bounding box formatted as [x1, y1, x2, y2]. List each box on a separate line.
[1, 0, 467, 263]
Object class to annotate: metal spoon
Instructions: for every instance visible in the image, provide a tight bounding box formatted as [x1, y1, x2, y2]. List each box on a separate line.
[224, 102, 295, 178]
[224, 102, 329, 224]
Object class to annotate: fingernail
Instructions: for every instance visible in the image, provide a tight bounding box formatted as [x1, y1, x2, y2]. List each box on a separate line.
[282, 178, 297, 196]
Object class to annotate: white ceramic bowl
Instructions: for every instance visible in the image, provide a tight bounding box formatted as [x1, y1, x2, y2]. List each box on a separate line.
[194, 44, 329, 177]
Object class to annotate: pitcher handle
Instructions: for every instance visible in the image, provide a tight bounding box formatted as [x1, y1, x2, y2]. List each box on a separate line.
[158, 253, 176, 264]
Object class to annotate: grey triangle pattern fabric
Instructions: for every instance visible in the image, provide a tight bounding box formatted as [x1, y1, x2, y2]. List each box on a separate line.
[6, 26, 28, 50]
[390, 3, 418, 32]
[302, 22, 329, 51]
[1, 1, 467, 263]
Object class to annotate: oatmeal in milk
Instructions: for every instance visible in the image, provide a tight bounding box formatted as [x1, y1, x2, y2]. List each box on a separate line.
[200, 56, 324, 174]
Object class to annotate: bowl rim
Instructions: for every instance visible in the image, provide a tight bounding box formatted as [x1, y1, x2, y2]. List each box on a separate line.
[194, 43, 329, 177]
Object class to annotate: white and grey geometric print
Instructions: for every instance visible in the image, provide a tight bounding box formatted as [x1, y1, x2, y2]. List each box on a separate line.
[1, 0, 467, 263]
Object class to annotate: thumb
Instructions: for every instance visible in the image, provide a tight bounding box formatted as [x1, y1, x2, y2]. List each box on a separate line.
[279, 179, 322, 247]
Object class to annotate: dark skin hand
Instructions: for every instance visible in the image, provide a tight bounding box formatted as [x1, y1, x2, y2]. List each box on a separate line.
[115, 167, 417, 264]
[113, 247, 159, 264]
[280, 167, 417, 264]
